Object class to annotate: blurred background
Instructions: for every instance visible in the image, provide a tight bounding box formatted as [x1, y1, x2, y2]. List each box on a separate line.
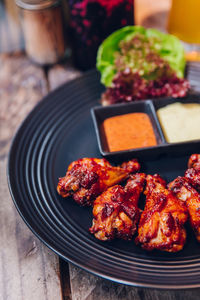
[1, 0, 199, 70]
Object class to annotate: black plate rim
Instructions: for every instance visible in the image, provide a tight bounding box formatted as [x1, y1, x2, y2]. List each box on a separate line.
[7, 69, 200, 289]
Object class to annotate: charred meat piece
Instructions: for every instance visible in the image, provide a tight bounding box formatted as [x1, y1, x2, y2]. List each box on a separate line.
[90, 173, 146, 241]
[188, 154, 200, 169]
[185, 168, 200, 192]
[169, 176, 200, 242]
[136, 174, 188, 252]
[57, 158, 140, 206]
[185, 154, 200, 192]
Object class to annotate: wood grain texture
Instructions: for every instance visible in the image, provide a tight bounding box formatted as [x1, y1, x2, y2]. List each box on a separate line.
[0, 53, 63, 300]
[48, 61, 81, 92]
[0, 52, 47, 158]
[0, 159, 63, 300]
[69, 265, 200, 300]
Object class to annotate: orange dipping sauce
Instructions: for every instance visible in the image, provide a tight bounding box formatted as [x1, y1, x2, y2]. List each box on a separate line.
[103, 113, 157, 152]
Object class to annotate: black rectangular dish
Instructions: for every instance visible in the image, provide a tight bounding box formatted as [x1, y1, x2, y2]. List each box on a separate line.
[91, 93, 200, 161]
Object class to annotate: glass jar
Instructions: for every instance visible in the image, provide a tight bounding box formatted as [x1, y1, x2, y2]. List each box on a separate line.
[68, 0, 134, 70]
[16, 0, 67, 65]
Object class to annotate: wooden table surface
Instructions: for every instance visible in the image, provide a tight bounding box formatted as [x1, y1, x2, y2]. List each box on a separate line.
[1, 1, 200, 299]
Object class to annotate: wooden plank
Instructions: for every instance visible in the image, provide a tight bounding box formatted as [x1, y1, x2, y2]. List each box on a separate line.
[48, 62, 81, 92]
[0, 159, 63, 300]
[69, 265, 200, 300]
[0, 53, 63, 300]
[0, 52, 47, 158]
[59, 258, 72, 300]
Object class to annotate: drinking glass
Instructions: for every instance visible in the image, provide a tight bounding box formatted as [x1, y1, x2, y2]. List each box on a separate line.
[167, 0, 200, 61]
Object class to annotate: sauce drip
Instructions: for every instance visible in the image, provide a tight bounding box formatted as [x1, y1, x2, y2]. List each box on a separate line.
[103, 113, 157, 152]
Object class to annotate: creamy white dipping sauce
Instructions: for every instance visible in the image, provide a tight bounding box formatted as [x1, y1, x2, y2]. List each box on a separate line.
[157, 102, 200, 143]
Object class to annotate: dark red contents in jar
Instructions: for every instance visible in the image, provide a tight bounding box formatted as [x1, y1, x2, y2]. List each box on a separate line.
[68, 0, 134, 70]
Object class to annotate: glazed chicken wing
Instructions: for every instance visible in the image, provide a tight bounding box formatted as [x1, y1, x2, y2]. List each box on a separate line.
[57, 158, 140, 206]
[136, 174, 188, 252]
[188, 154, 200, 169]
[185, 154, 200, 192]
[169, 176, 200, 242]
[89, 173, 146, 241]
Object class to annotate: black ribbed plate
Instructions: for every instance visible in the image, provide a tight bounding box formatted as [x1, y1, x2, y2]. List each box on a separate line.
[7, 69, 200, 289]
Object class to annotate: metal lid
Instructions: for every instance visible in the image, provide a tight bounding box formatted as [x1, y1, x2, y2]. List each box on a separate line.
[15, 0, 60, 10]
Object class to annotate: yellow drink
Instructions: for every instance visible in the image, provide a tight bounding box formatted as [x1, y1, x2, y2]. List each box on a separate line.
[168, 0, 200, 44]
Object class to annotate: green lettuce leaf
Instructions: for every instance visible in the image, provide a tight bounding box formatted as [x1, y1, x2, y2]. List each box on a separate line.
[97, 26, 186, 87]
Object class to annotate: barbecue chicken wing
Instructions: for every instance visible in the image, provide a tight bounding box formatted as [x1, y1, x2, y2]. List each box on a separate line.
[90, 173, 146, 241]
[188, 154, 200, 169]
[57, 158, 140, 206]
[169, 176, 200, 242]
[185, 154, 200, 192]
[136, 174, 188, 252]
